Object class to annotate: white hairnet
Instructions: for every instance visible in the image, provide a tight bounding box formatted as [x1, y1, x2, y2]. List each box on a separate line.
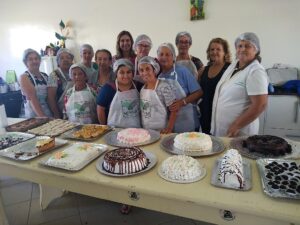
[69, 63, 87, 78]
[175, 31, 192, 45]
[80, 44, 94, 55]
[235, 32, 260, 52]
[22, 48, 40, 65]
[56, 48, 74, 64]
[133, 34, 152, 51]
[138, 56, 160, 75]
[113, 59, 134, 74]
[157, 43, 176, 61]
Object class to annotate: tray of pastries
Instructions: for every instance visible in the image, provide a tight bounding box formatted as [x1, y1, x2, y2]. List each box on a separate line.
[257, 158, 300, 199]
[62, 124, 112, 141]
[0, 132, 35, 150]
[27, 119, 78, 137]
[5, 118, 50, 132]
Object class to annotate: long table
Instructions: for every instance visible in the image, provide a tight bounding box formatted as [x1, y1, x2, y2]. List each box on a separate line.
[0, 119, 299, 225]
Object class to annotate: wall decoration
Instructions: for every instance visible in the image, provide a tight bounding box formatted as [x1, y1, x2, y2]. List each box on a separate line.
[190, 0, 205, 20]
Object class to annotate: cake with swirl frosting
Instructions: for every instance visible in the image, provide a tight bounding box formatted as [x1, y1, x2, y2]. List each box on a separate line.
[160, 155, 203, 181]
[173, 132, 212, 154]
[102, 147, 149, 174]
[117, 128, 151, 145]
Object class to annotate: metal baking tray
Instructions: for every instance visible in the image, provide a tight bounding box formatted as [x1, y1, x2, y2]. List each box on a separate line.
[256, 158, 300, 199]
[5, 117, 50, 132]
[62, 124, 112, 141]
[0, 132, 35, 150]
[211, 158, 252, 191]
[0, 136, 68, 160]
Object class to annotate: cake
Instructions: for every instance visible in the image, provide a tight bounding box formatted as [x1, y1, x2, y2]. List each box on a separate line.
[173, 132, 212, 153]
[243, 135, 292, 156]
[219, 149, 244, 189]
[45, 143, 104, 169]
[160, 155, 203, 181]
[36, 137, 55, 153]
[102, 147, 149, 174]
[117, 128, 151, 145]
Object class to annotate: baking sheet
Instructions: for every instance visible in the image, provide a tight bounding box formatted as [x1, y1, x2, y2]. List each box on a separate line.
[0, 132, 35, 150]
[62, 124, 112, 141]
[256, 158, 300, 199]
[104, 129, 160, 147]
[0, 136, 68, 160]
[5, 117, 50, 132]
[27, 119, 78, 137]
[160, 134, 225, 157]
[230, 136, 300, 159]
[96, 152, 157, 177]
[40, 142, 108, 171]
[210, 159, 252, 191]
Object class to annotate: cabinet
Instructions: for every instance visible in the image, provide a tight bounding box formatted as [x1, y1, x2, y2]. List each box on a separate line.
[261, 95, 300, 140]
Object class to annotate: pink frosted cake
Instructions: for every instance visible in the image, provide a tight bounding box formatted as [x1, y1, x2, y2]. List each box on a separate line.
[117, 128, 151, 145]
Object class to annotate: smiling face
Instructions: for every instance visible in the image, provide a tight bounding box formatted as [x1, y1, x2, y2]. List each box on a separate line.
[72, 67, 87, 86]
[25, 52, 41, 71]
[95, 51, 112, 69]
[157, 46, 174, 71]
[236, 40, 257, 66]
[138, 63, 156, 84]
[176, 35, 191, 55]
[116, 65, 133, 86]
[119, 34, 132, 53]
[208, 42, 225, 64]
[136, 41, 151, 59]
[81, 48, 94, 66]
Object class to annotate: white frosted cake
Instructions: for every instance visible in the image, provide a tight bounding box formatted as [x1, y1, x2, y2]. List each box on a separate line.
[103, 147, 148, 174]
[219, 149, 245, 189]
[160, 155, 203, 181]
[45, 143, 106, 169]
[117, 128, 151, 145]
[174, 132, 212, 153]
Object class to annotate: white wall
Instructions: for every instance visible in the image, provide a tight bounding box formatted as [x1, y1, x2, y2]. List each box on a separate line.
[1, 0, 300, 79]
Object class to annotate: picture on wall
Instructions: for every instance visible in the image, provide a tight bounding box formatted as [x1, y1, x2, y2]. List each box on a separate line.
[190, 0, 205, 20]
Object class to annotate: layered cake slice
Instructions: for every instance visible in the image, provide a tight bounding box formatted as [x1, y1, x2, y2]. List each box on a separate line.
[36, 137, 55, 153]
[219, 149, 245, 189]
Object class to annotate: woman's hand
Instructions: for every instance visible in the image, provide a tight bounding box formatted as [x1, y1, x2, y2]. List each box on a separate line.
[226, 123, 241, 137]
[160, 127, 173, 134]
[169, 99, 184, 112]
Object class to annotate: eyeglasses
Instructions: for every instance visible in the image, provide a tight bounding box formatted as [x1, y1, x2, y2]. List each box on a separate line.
[179, 41, 190, 45]
[138, 44, 151, 49]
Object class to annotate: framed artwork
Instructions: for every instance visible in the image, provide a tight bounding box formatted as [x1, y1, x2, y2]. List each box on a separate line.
[190, 0, 205, 20]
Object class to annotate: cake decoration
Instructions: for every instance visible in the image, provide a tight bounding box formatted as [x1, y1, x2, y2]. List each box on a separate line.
[173, 132, 212, 153]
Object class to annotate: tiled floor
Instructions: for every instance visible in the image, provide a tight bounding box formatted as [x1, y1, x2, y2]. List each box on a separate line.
[0, 176, 214, 225]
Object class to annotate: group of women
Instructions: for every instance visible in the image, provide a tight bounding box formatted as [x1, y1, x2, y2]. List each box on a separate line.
[19, 31, 268, 138]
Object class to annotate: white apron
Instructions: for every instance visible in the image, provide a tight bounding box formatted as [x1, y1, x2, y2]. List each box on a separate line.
[107, 81, 141, 128]
[140, 80, 168, 130]
[24, 71, 52, 118]
[159, 72, 195, 133]
[65, 85, 96, 124]
[56, 68, 74, 113]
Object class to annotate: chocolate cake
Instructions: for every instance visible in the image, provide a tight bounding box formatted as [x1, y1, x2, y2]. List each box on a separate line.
[243, 135, 292, 156]
[102, 147, 149, 174]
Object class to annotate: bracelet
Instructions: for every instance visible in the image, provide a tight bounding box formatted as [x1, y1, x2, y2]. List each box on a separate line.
[182, 99, 187, 105]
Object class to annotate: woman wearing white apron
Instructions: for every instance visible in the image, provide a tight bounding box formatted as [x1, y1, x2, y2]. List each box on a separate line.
[47, 48, 74, 118]
[211, 32, 268, 137]
[97, 59, 141, 128]
[64, 64, 97, 124]
[175, 31, 204, 79]
[20, 48, 52, 118]
[138, 56, 177, 133]
[157, 43, 202, 133]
